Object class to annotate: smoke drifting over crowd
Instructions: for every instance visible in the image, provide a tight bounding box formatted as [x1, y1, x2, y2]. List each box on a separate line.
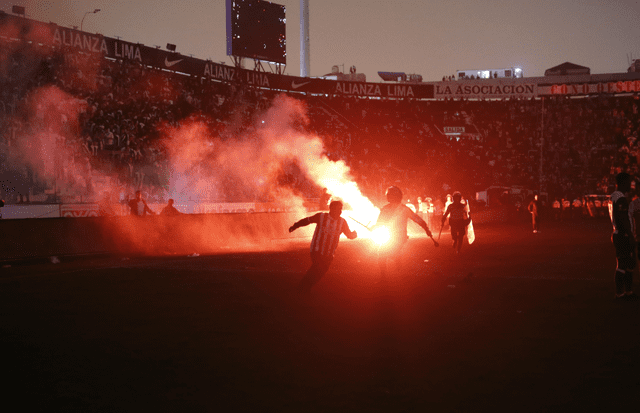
[162, 95, 312, 208]
[5, 85, 112, 200]
[156, 93, 377, 222]
[4, 66, 377, 222]
[2, 14, 380, 254]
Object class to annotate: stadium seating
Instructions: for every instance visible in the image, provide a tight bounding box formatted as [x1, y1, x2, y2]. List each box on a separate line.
[1, 37, 639, 211]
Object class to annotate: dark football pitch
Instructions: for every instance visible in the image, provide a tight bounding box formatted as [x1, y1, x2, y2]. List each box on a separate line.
[1, 217, 638, 412]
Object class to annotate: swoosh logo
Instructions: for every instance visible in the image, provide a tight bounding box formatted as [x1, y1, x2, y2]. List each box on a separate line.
[291, 80, 311, 89]
[165, 57, 184, 67]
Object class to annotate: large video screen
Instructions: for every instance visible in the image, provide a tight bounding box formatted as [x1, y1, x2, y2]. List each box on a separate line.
[226, 0, 286, 65]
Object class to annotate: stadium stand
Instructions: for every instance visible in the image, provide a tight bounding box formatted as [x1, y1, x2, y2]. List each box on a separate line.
[1, 33, 639, 213]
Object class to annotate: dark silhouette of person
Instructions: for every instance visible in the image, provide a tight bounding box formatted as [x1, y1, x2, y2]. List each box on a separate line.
[375, 186, 432, 275]
[442, 192, 470, 254]
[161, 199, 182, 216]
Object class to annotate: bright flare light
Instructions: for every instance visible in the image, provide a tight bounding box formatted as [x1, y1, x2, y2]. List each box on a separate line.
[292, 134, 379, 226]
[371, 226, 390, 246]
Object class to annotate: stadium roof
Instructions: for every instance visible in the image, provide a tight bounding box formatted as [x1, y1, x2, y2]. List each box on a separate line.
[378, 72, 407, 82]
[544, 62, 590, 76]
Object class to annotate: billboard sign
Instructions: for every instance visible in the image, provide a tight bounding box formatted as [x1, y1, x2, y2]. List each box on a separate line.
[226, 0, 286, 64]
[434, 81, 538, 99]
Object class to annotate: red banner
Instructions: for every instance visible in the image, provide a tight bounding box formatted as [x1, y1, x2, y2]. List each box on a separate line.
[60, 204, 99, 218]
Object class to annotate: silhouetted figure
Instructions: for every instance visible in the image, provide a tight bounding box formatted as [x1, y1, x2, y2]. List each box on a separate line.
[442, 192, 470, 254]
[528, 194, 541, 233]
[375, 186, 432, 276]
[610, 172, 636, 299]
[161, 199, 182, 216]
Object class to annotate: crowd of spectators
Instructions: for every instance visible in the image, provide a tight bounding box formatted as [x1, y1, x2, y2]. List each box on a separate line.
[1, 36, 639, 211]
[307, 91, 640, 207]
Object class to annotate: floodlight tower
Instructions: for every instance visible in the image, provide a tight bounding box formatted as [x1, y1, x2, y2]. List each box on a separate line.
[300, 0, 310, 77]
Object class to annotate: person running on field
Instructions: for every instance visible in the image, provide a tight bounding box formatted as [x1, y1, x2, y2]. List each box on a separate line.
[442, 191, 470, 253]
[289, 200, 357, 293]
[374, 186, 433, 276]
[609, 172, 636, 299]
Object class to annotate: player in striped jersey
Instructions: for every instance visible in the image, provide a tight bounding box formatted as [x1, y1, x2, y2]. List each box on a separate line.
[289, 200, 357, 292]
[609, 172, 636, 299]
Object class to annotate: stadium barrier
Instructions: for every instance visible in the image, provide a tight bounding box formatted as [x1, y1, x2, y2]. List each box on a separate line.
[0, 205, 572, 262]
[0, 202, 298, 219]
[468, 206, 517, 224]
[0, 212, 301, 261]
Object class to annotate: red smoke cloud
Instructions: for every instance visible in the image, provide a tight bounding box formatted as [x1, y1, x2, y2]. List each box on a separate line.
[160, 94, 377, 221]
[2, 45, 378, 251]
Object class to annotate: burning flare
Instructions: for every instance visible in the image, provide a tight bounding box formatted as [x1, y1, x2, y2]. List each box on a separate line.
[371, 226, 390, 246]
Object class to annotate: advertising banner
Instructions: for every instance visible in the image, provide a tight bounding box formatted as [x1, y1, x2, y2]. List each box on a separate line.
[0, 13, 434, 99]
[60, 204, 100, 218]
[434, 81, 538, 99]
[539, 80, 640, 96]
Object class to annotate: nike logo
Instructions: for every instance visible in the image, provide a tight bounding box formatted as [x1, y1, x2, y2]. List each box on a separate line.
[165, 57, 184, 67]
[291, 80, 311, 89]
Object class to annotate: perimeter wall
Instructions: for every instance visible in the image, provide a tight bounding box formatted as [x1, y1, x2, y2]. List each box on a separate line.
[0, 212, 301, 261]
[0, 207, 525, 262]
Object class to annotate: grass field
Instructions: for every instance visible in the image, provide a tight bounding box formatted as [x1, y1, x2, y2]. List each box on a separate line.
[1, 218, 638, 412]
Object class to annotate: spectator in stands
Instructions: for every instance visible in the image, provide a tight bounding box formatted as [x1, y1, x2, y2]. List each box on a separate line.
[4, 33, 640, 210]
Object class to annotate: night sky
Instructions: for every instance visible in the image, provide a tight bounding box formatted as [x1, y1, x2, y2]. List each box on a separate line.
[2, 0, 640, 81]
